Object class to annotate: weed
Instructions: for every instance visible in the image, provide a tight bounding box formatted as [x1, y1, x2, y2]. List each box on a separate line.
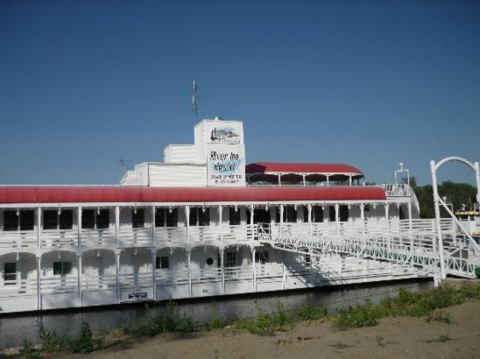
[235, 302, 294, 336]
[329, 342, 351, 349]
[209, 303, 229, 329]
[426, 310, 452, 324]
[427, 333, 452, 343]
[18, 340, 42, 359]
[334, 300, 379, 330]
[376, 336, 385, 347]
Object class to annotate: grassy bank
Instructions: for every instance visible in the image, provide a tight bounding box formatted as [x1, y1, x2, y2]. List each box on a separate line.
[7, 282, 480, 359]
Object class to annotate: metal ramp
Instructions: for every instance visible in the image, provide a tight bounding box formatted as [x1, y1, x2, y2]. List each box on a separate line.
[257, 221, 480, 279]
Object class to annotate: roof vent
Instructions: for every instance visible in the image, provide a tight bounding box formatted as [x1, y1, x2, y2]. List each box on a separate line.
[214, 116, 223, 121]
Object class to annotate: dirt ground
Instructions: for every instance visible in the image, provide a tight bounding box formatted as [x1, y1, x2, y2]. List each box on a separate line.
[69, 297, 480, 359]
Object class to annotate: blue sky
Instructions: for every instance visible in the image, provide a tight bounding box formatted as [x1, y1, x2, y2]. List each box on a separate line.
[0, 0, 479, 185]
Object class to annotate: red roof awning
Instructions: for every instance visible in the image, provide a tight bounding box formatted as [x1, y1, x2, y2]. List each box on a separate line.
[0, 186, 386, 204]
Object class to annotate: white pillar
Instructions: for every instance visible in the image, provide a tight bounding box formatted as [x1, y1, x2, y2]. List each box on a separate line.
[77, 207, 82, 247]
[360, 204, 365, 235]
[408, 201, 414, 254]
[218, 206, 223, 242]
[252, 248, 256, 292]
[152, 206, 156, 246]
[152, 249, 157, 301]
[430, 160, 447, 280]
[187, 250, 192, 297]
[77, 254, 82, 307]
[326, 175, 330, 186]
[278, 173, 282, 186]
[349, 175, 352, 186]
[36, 208, 42, 249]
[335, 204, 339, 234]
[220, 248, 225, 295]
[384, 203, 390, 233]
[302, 174, 306, 187]
[280, 205, 284, 224]
[36, 255, 42, 310]
[307, 204, 312, 223]
[115, 251, 121, 304]
[115, 207, 120, 246]
[282, 251, 286, 290]
[185, 206, 190, 243]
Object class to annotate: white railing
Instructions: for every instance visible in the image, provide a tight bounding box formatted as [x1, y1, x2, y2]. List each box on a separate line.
[188, 226, 221, 242]
[81, 274, 117, 291]
[154, 227, 187, 244]
[0, 278, 37, 297]
[256, 263, 283, 278]
[221, 225, 255, 242]
[118, 228, 154, 247]
[190, 267, 222, 283]
[81, 229, 116, 247]
[41, 230, 78, 247]
[40, 276, 78, 294]
[380, 184, 411, 196]
[155, 269, 189, 286]
[224, 266, 253, 281]
[119, 272, 153, 288]
[0, 231, 37, 248]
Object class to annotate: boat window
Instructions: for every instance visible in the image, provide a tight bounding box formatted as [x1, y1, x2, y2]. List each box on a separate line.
[82, 209, 109, 229]
[4, 262, 16, 284]
[225, 251, 237, 267]
[53, 261, 72, 275]
[255, 250, 269, 264]
[4, 210, 19, 231]
[229, 208, 241, 226]
[190, 208, 210, 226]
[132, 208, 145, 228]
[339, 205, 349, 222]
[312, 206, 324, 223]
[43, 210, 73, 230]
[166, 209, 178, 227]
[156, 256, 169, 269]
[155, 208, 178, 227]
[283, 206, 297, 223]
[329, 206, 336, 222]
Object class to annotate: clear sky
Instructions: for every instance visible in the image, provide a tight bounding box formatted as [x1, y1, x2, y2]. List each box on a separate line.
[0, 0, 479, 186]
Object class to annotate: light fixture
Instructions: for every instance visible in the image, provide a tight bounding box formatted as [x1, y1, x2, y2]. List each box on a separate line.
[58, 206, 62, 215]
[16, 252, 20, 261]
[97, 207, 101, 215]
[134, 248, 137, 256]
[235, 205, 238, 212]
[97, 250, 101, 258]
[169, 207, 173, 214]
[16, 209, 20, 216]
[134, 206, 137, 215]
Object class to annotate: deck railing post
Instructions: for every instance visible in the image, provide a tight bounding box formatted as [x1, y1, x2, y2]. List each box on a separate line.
[220, 248, 225, 295]
[187, 250, 192, 297]
[36, 208, 42, 249]
[36, 255, 42, 310]
[115, 250, 121, 304]
[115, 207, 120, 246]
[218, 206, 223, 242]
[185, 206, 190, 243]
[252, 247, 256, 292]
[77, 254, 82, 307]
[431, 160, 447, 280]
[360, 203, 365, 235]
[151, 249, 157, 301]
[77, 207, 82, 247]
[152, 206, 156, 246]
[335, 204, 339, 234]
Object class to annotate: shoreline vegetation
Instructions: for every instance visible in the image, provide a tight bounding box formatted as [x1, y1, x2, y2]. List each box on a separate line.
[2, 281, 480, 359]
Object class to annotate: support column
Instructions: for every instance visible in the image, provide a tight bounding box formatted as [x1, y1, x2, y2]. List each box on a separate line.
[430, 160, 446, 280]
[115, 251, 121, 304]
[152, 249, 157, 301]
[326, 175, 330, 186]
[408, 201, 413, 254]
[115, 207, 120, 246]
[77, 207, 82, 247]
[307, 204, 312, 234]
[384, 203, 390, 233]
[335, 204, 339, 234]
[302, 174, 306, 187]
[220, 249, 225, 295]
[218, 206, 223, 242]
[360, 204, 365, 235]
[282, 251, 286, 290]
[77, 254, 82, 307]
[249, 205, 255, 241]
[309, 249, 314, 288]
[36, 255, 42, 310]
[349, 174, 352, 186]
[252, 248, 256, 292]
[278, 173, 282, 186]
[187, 250, 192, 297]
[152, 206, 156, 246]
[185, 206, 190, 243]
[280, 205, 284, 225]
[36, 208, 42, 249]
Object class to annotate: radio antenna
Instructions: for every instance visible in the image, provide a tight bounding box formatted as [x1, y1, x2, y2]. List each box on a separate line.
[192, 80, 199, 121]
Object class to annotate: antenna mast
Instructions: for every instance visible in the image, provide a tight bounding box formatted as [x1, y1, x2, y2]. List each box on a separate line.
[192, 80, 199, 121]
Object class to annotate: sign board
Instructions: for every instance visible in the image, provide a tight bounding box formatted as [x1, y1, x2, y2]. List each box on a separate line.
[206, 144, 245, 187]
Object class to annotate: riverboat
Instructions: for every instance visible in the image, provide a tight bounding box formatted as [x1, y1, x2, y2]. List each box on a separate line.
[0, 117, 471, 314]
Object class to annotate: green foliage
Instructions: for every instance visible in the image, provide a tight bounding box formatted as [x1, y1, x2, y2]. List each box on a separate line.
[209, 303, 229, 329]
[37, 321, 102, 354]
[408, 177, 477, 219]
[334, 300, 379, 330]
[375, 336, 385, 347]
[235, 302, 294, 336]
[297, 303, 329, 322]
[18, 340, 42, 359]
[139, 301, 202, 336]
[426, 311, 452, 324]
